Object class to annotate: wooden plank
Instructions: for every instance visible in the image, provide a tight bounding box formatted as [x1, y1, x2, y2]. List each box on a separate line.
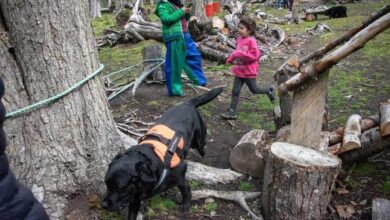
[290, 71, 329, 150]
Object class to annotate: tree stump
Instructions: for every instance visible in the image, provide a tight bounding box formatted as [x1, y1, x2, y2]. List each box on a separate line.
[142, 44, 164, 81]
[229, 129, 269, 178]
[380, 99, 390, 137]
[262, 142, 341, 220]
[341, 114, 362, 153]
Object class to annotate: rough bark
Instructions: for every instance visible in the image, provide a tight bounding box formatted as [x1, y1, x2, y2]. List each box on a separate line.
[341, 114, 362, 153]
[380, 99, 390, 137]
[187, 161, 244, 185]
[290, 71, 329, 150]
[262, 142, 341, 220]
[372, 198, 390, 220]
[229, 129, 269, 178]
[90, 0, 102, 18]
[0, 1, 123, 219]
[339, 127, 390, 163]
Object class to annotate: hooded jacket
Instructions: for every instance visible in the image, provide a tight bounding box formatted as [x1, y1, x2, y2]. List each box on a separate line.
[0, 79, 49, 220]
[155, 0, 190, 42]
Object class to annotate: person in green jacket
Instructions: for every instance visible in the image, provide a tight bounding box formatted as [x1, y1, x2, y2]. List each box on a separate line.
[155, 0, 207, 96]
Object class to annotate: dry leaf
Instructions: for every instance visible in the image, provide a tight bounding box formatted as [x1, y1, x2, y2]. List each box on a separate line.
[337, 188, 350, 194]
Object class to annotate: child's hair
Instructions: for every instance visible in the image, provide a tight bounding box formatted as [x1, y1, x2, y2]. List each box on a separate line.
[239, 16, 257, 35]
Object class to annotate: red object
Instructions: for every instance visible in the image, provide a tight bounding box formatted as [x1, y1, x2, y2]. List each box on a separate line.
[205, 4, 214, 17]
[213, 2, 221, 14]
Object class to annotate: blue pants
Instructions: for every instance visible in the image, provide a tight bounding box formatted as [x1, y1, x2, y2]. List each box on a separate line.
[165, 32, 207, 96]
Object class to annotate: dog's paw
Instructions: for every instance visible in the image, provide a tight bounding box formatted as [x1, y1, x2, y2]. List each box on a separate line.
[179, 204, 190, 213]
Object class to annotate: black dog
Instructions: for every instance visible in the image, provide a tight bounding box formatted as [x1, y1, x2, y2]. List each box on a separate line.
[324, 6, 347, 19]
[101, 88, 223, 220]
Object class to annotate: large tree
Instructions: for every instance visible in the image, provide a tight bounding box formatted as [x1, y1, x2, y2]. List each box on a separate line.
[0, 0, 123, 219]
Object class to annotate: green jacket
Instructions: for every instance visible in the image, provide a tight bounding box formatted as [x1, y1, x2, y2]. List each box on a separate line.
[155, 0, 190, 43]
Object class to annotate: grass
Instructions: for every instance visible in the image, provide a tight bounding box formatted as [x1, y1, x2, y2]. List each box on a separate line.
[146, 195, 176, 217]
[353, 162, 376, 176]
[205, 202, 218, 212]
[92, 13, 116, 37]
[189, 180, 202, 190]
[238, 182, 254, 191]
[97, 209, 122, 220]
[384, 176, 390, 194]
[237, 95, 275, 131]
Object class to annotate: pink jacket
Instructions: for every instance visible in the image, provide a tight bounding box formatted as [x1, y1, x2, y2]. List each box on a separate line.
[226, 36, 261, 78]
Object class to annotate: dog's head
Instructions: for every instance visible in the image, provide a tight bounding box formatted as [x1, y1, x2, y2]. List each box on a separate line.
[101, 150, 157, 211]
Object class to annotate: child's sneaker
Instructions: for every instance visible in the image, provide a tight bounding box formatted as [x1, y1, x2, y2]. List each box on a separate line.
[267, 87, 276, 103]
[220, 109, 237, 120]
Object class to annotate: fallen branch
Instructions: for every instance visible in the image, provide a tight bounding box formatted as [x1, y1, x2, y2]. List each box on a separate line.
[278, 12, 390, 94]
[300, 3, 390, 64]
[186, 161, 243, 185]
[192, 189, 263, 220]
[380, 99, 390, 136]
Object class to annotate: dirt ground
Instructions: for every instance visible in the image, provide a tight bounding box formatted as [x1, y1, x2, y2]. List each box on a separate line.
[74, 1, 390, 219]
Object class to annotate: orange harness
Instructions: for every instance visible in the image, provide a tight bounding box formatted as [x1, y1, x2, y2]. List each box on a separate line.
[139, 124, 184, 168]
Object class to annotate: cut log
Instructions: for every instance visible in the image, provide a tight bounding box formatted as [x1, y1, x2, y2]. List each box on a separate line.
[290, 71, 329, 150]
[229, 129, 269, 178]
[372, 198, 390, 220]
[197, 44, 229, 63]
[192, 189, 263, 220]
[120, 135, 244, 185]
[380, 99, 390, 137]
[142, 44, 164, 81]
[341, 114, 362, 153]
[329, 114, 380, 145]
[262, 142, 341, 220]
[186, 161, 244, 185]
[339, 127, 390, 163]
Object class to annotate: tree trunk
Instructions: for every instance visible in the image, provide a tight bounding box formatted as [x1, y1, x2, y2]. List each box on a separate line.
[229, 129, 269, 178]
[142, 44, 164, 81]
[0, 1, 123, 219]
[380, 99, 390, 137]
[90, 0, 102, 18]
[262, 142, 341, 220]
[193, 0, 207, 21]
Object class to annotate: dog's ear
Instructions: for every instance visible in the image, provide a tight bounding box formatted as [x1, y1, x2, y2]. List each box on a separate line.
[135, 161, 157, 183]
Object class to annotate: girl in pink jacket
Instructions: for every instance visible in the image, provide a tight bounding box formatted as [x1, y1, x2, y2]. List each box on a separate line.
[221, 16, 275, 120]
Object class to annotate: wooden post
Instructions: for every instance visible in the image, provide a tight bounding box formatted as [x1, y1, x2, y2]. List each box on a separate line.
[262, 142, 341, 219]
[229, 130, 269, 178]
[380, 99, 390, 137]
[142, 44, 164, 81]
[290, 71, 329, 149]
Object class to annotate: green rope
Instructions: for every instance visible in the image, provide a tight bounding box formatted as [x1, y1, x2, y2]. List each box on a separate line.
[6, 64, 105, 119]
[6, 58, 166, 119]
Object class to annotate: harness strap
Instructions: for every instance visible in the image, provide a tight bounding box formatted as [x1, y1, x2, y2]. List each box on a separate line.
[153, 134, 181, 191]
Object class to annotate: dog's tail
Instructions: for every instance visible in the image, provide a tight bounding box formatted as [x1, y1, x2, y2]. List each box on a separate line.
[187, 87, 223, 108]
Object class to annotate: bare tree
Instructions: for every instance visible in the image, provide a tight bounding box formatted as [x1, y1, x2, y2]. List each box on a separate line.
[90, 0, 102, 18]
[0, 0, 123, 219]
